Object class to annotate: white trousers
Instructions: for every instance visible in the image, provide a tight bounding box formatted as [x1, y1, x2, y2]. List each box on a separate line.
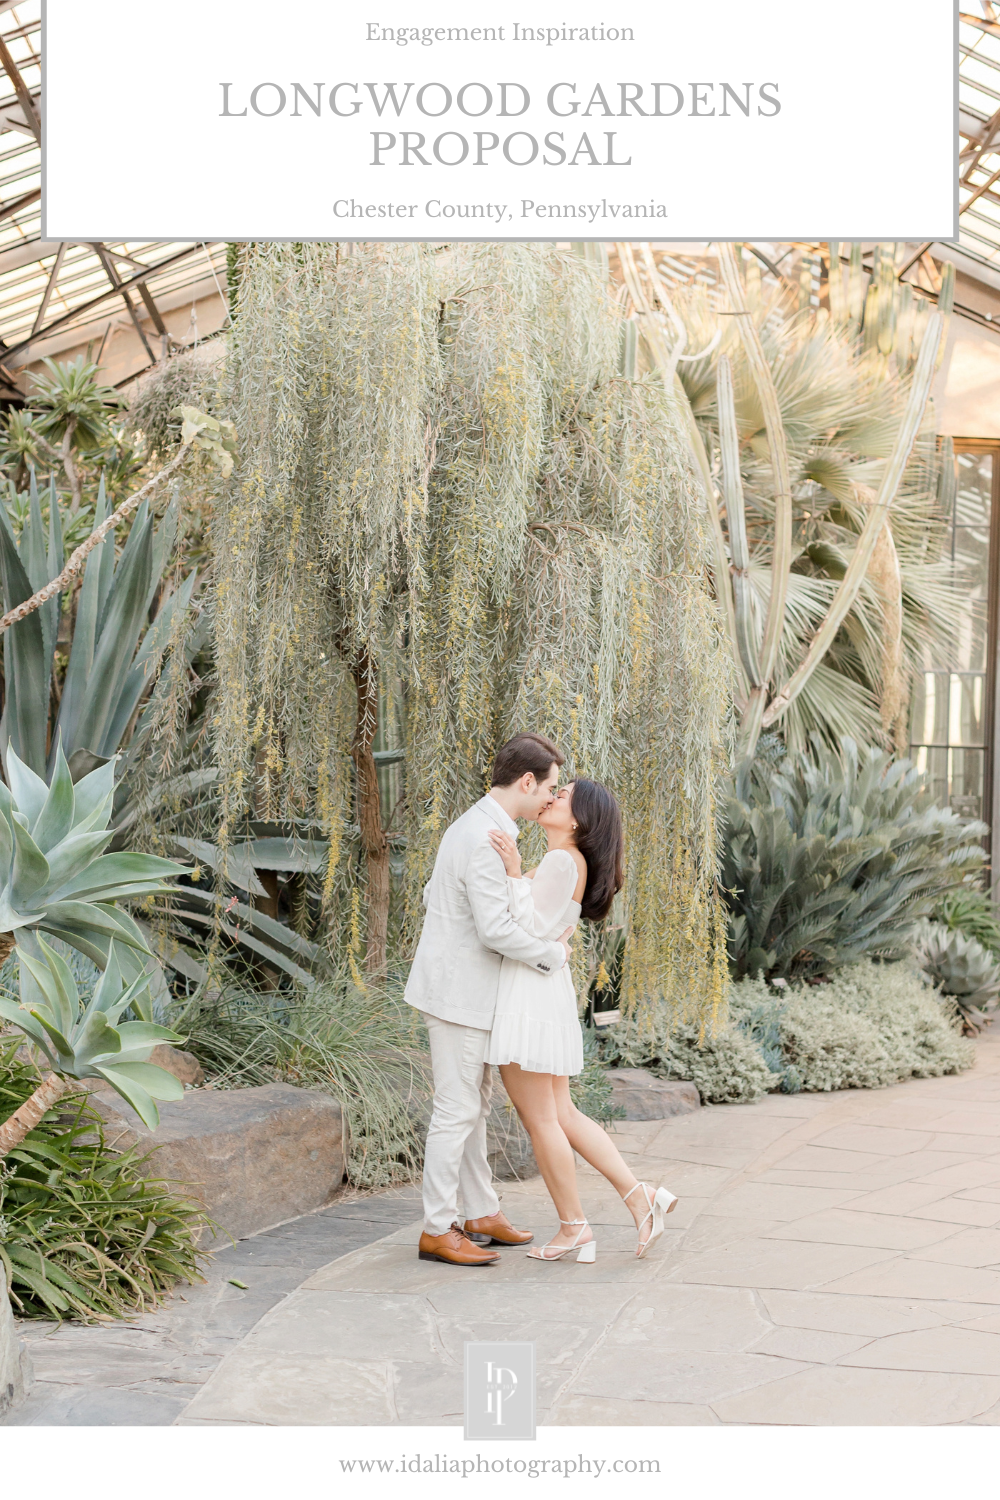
[420, 1012, 501, 1235]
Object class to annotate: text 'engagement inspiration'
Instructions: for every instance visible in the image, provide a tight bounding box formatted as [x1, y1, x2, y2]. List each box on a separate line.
[43, 1, 957, 238]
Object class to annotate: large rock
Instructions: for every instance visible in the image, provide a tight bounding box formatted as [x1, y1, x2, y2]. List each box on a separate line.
[87, 1043, 205, 1092]
[0, 1265, 29, 1417]
[607, 1068, 701, 1120]
[148, 1044, 205, 1088]
[87, 1083, 348, 1241]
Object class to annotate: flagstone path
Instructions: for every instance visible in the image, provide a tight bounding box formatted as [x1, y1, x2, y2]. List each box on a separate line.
[11, 1032, 1000, 1425]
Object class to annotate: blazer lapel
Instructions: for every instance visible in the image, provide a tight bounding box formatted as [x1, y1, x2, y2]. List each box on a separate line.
[475, 795, 508, 833]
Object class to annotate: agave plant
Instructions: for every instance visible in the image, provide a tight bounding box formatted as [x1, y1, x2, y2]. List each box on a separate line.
[0, 937, 185, 1158]
[0, 745, 188, 1157]
[912, 919, 1000, 1035]
[0, 474, 195, 778]
[0, 741, 185, 1007]
[724, 737, 988, 982]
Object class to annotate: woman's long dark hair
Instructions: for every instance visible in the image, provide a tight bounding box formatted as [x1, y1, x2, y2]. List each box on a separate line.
[570, 778, 624, 922]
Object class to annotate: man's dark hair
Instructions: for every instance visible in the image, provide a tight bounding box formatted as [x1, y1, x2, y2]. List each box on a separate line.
[491, 732, 565, 788]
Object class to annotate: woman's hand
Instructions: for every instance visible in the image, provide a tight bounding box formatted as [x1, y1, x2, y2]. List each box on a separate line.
[488, 829, 522, 877]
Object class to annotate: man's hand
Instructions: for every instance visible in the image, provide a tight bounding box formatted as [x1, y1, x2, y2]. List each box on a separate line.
[558, 926, 574, 964]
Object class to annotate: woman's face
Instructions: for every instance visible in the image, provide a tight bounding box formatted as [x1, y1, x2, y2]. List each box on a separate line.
[538, 781, 575, 835]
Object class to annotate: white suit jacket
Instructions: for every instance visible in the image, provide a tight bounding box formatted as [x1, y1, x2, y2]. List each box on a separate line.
[404, 795, 566, 1029]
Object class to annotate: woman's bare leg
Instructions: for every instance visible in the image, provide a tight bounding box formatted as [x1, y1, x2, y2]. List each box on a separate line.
[499, 1064, 591, 1250]
[551, 1077, 657, 1247]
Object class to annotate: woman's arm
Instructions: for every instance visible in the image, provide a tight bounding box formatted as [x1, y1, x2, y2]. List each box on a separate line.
[501, 849, 579, 938]
[465, 842, 570, 972]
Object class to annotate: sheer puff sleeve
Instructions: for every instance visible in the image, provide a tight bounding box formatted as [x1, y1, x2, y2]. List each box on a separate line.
[506, 848, 579, 938]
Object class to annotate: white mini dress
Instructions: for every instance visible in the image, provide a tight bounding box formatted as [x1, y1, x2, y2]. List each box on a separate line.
[486, 847, 584, 1077]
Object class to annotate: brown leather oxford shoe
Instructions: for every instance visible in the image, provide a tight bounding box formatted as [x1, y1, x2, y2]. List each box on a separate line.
[462, 1211, 534, 1246]
[418, 1226, 501, 1266]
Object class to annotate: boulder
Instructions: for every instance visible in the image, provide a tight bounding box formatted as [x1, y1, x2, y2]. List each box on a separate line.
[86, 1083, 348, 1241]
[148, 1044, 205, 1088]
[86, 1043, 205, 1092]
[0, 1265, 29, 1417]
[607, 1068, 701, 1120]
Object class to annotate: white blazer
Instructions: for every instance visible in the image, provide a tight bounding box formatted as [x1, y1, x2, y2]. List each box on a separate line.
[404, 795, 567, 1029]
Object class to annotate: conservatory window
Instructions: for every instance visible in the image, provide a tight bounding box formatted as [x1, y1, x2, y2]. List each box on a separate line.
[909, 441, 1000, 832]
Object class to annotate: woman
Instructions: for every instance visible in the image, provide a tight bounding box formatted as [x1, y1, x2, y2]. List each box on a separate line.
[486, 778, 677, 1262]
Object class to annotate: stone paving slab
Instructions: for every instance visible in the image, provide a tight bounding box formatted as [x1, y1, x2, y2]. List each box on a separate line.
[176, 1031, 1000, 1427]
[2, 1186, 422, 1426]
[13, 1036, 1000, 1426]
[710, 1365, 1000, 1425]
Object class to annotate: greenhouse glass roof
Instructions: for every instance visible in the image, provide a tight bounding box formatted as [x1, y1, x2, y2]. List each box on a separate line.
[960, 7, 1000, 270]
[0, 2, 228, 396]
[0, 4, 987, 393]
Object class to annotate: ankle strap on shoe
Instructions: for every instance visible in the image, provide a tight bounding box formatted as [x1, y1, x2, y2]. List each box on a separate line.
[558, 1218, 587, 1226]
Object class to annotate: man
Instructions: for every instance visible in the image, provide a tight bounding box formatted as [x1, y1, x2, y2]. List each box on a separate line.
[405, 732, 572, 1266]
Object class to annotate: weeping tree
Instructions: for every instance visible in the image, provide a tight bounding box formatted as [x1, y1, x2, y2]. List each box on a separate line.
[214, 242, 731, 1026]
[616, 242, 959, 758]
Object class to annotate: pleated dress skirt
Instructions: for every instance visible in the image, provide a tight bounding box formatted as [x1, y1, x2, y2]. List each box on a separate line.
[487, 955, 585, 1077]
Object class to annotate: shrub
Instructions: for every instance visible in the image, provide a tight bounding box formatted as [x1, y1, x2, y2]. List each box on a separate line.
[731, 965, 973, 1091]
[181, 981, 623, 1184]
[0, 1039, 206, 1320]
[601, 960, 974, 1104]
[600, 1010, 779, 1104]
[724, 737, 986, 983]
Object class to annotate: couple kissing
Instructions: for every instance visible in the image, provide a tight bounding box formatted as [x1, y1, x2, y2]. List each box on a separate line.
[404, 731, 678, 1267]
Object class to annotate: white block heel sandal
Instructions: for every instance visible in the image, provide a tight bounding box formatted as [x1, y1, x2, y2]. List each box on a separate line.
[625, 1182, 678, 1259]
[527, 1218, 596, 1262]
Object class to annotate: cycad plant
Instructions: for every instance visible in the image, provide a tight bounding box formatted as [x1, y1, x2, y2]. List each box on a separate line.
[724, 737, 987, 982]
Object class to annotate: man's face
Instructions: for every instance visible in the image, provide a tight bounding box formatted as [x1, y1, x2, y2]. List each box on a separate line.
[524, 763, 560, 819]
